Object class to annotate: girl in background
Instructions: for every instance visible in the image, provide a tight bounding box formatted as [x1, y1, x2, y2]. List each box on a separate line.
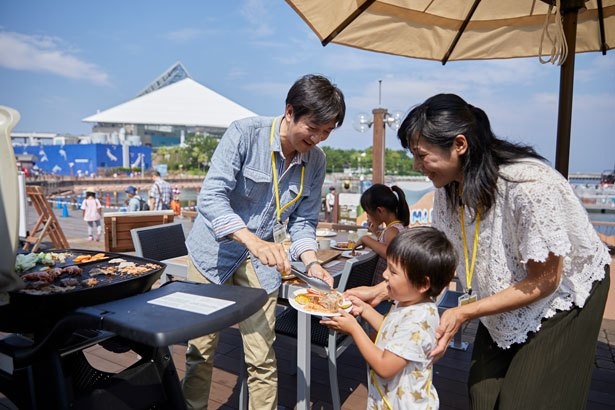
[81, 188, 102, 241]
[355, 184, 410, 284]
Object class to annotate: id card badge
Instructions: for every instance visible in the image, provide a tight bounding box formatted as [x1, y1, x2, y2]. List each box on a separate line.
[273, 221, 287, 244]
[458, 293, 478, 307]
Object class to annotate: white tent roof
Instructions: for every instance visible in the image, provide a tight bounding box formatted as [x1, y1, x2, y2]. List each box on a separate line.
[83, 78, 257, 128]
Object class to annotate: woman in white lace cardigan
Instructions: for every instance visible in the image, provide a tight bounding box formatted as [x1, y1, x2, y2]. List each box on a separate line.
[349, 93, 611, 409]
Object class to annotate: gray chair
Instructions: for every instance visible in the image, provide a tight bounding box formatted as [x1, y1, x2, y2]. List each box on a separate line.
[130, 222, 188, 283]
[273, 251, 379, 410]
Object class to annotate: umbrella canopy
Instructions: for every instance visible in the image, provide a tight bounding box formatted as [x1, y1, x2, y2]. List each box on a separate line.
[286, 0, 615, 176]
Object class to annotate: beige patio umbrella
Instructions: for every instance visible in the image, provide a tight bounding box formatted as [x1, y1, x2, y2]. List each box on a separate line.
[286, 0, 615, 176]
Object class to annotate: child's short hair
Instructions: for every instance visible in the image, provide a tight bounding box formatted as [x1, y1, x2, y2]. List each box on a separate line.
[386, 226, 457, 298]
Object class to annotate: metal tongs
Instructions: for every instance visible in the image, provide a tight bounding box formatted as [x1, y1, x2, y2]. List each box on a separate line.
[290, 261, 332, 292]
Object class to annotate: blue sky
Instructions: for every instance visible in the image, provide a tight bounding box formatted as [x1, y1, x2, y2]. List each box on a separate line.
[1, 0, 614, 173]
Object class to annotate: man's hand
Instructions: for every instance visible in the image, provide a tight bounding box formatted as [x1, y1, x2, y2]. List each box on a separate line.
[308, 263, 334, 287]
[231, 228, 290, 274]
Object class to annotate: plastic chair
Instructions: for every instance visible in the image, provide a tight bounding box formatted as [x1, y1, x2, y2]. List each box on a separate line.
[130, 223, 187, 282]
[273, 251, 379, 410]
[436, 277, 470, 350]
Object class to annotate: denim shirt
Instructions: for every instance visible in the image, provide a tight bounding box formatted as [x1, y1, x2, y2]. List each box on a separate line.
[186, 116, 326, 294]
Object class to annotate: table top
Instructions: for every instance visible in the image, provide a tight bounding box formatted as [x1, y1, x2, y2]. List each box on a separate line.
[76, 281, 268, 347]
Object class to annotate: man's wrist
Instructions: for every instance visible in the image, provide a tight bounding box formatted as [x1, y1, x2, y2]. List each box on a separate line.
[305, 260, 321, 273]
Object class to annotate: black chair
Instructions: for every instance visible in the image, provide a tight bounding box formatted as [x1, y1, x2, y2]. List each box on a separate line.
[274, 251, 379, 410]
[130, 223, 187, 283]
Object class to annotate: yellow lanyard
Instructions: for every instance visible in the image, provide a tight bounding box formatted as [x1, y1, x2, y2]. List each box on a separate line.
[369, 311, 432, 409]
[270, 117, 305, 223]
[385, 220, 401, 228]
[459, 202, 480, 295]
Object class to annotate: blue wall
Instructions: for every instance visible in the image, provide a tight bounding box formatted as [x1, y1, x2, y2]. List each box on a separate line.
[15, 144, 152, 176]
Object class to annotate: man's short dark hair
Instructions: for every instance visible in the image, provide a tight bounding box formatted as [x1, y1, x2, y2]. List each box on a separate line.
[286, 74, 346, 127]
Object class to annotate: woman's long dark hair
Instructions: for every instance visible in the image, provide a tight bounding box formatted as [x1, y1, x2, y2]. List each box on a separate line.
[360, 183, 410, 226]
[397, 93, 545, 217]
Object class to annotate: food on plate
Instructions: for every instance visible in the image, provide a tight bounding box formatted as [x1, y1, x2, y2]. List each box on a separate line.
[338, 299, 352, 309]
[293, 289, 351, 314]
[295, 294, 311, 305]
[333, 241, 356, 249]
[280, 270, 294, 280]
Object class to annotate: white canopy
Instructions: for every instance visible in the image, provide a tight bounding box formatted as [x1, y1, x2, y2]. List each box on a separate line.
[83, 78, 257, 128]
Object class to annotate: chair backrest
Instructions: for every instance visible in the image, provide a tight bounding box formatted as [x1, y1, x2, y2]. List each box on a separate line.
[335, 251, 379, 292]
[130, 222, 187, 261]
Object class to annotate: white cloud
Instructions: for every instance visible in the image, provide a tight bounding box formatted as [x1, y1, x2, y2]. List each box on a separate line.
[0, 30, 110, 86]
[240, 0, 274, 37]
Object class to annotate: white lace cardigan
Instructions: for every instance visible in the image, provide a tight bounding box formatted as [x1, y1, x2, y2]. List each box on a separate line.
[433, 159, 610, 348]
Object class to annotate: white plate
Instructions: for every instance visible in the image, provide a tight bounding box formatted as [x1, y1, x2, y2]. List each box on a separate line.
[288, 289, 352, 317]
[331, 243, 352, 251]
[340, 250, 370, 258]
[316, 230, 337, 237]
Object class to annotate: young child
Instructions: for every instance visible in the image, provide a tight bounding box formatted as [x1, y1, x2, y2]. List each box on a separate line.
[355, 184, 410, 284]
[81, 188, 102, 241]
[323, 227, 457, 409]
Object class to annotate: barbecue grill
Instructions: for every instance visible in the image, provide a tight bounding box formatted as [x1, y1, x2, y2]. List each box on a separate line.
[0, 106, 267, 409]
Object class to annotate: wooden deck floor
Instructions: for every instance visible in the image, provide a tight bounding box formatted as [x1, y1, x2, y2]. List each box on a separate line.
[2, 205, 614, 409]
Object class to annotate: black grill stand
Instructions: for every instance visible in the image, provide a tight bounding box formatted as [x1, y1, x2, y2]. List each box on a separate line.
[0, 281, 267, 409]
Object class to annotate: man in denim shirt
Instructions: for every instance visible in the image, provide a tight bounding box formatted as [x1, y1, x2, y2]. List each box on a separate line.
[182, 74, 346, 410]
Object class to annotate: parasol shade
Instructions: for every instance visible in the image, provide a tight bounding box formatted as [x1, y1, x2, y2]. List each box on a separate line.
[286, 0, 615, 176]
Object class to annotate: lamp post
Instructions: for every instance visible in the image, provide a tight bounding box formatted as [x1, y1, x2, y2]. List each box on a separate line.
[353, 81, 402, 185]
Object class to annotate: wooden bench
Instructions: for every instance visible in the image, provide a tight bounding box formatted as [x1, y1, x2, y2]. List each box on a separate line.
[103, 210, 175, 253]
[181, 210, 198, 221]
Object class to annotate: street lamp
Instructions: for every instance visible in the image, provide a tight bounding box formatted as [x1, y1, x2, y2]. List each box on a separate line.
[353, 81, 402, 184]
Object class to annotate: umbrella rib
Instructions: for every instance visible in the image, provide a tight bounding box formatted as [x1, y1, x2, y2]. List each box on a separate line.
[322, 0, 377, 46]
[597, 0, 607, 55]
[442, 0, 482, 65]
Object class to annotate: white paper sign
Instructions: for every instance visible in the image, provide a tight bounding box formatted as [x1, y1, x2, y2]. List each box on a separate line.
[147, 292, 235, 315]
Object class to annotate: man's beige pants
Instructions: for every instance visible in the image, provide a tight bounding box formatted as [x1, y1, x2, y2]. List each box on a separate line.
[181, 259, 279, 410]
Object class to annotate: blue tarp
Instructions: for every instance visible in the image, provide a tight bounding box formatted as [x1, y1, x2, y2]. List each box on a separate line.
[14, 143, 151, 176]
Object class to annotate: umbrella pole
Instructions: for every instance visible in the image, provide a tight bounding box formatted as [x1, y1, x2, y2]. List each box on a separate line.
[555, 1, 583, 177]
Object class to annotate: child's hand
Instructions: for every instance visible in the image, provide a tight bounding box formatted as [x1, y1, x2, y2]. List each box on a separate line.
[346, 295, 366, 317]
[320, 309, 360, 334]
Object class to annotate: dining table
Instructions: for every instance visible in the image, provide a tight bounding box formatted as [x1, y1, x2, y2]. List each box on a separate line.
[160, 226, 365, 409]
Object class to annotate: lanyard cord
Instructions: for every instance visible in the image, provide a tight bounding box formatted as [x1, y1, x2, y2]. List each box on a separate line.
[459, 192, 480, 295]
[369, 318, 393, 410]
[270, 117, 305, 223]
[385, 220, 401, 228]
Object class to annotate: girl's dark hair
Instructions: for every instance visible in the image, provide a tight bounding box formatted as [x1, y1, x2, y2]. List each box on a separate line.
[286, 74, 346, 127]
[397, 93, 545, 218]
[86, 192, 96, 198]
[360, 184, 410, 226]
[387, 226, 457, 298]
